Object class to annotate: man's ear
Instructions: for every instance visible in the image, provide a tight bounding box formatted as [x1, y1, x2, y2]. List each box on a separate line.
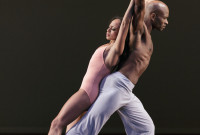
[150, 13, 156, 21]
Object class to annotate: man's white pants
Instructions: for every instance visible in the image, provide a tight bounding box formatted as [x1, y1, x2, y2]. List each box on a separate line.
[66, 72, 155, 135]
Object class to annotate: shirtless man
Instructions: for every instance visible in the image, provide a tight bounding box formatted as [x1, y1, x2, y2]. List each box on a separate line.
[66, 0, 169, 135]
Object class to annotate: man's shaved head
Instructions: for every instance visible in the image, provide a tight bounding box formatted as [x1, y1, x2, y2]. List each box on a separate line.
[145, 1, 169, 17]
[144, 0, 169, 31]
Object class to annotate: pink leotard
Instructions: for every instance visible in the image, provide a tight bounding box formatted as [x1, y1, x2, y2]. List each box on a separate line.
[80, 45, 110, 103]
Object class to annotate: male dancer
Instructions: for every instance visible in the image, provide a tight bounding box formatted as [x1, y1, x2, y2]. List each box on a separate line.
[66, 0, 169, 134]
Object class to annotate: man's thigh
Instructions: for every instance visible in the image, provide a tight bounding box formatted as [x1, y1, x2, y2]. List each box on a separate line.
[117, 94, 155, 135]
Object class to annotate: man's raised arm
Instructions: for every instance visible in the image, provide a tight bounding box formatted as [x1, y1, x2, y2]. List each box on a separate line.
[132, 0, 145, 33]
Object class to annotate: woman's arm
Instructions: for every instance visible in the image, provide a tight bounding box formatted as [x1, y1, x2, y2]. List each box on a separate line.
[105, 0, 135, 68]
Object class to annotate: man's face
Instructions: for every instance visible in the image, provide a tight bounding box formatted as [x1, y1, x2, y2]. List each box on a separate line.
[153, 7, 169, 31]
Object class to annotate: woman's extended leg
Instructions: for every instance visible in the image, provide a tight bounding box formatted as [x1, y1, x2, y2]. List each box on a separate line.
[48, 89, 91, 135]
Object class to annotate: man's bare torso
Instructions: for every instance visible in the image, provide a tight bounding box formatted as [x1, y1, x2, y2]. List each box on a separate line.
[119, 24, 153, 84]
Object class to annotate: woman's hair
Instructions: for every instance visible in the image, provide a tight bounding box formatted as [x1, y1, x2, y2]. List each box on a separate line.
[108, 16, 123, 26]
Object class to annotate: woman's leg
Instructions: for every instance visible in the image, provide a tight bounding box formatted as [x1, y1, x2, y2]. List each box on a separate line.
[48, 89, 91, 135]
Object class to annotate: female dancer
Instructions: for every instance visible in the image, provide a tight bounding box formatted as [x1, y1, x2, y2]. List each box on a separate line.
[48, 0, 135, 134]
[48, 18, 120, 135]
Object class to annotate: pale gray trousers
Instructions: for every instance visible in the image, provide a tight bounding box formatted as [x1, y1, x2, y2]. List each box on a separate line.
[66, 72, 155, 135]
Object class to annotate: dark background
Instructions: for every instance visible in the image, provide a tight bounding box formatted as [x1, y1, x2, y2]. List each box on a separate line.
[0, 0, 200, 134]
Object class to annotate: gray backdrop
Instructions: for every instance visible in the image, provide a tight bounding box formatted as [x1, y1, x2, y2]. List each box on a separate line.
[0, 0, 200, 134]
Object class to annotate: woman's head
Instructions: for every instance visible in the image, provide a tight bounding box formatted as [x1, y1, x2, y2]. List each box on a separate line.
[106, 17, 122, 41]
